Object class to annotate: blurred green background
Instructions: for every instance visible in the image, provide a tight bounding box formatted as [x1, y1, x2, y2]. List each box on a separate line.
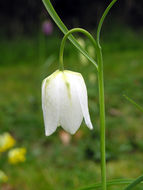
[0, 0, 143, 189]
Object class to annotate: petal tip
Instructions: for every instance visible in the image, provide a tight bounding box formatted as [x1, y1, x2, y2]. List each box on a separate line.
[69, 131, 76, 135]
[64, 127, 79, 135]
[45, 128, 56, 136]
[87, 122, 93, 130]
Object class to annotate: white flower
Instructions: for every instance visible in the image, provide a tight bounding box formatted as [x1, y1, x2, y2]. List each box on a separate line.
[42, 70, 93, 136]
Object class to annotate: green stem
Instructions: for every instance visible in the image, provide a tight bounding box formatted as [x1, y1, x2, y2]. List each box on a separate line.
[59, 28, 98, 71]
[97, 0, 118, 45]
[97, 45, 106, 190]
[59, 28, 107, 190]
[96, 1, 118, 189]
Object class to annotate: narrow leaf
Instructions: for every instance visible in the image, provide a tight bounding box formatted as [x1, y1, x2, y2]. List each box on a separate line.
[123, 95, 143, 113]
[78, 179, 143, 190]
[124, 175, 143, 190]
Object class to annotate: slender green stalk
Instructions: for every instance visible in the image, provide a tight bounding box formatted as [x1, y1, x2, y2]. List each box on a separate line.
[96, 45, 106, 190]
[59, 28, 98, 71]
[97, 0, 118, 45]
[59, 28, 106, 190]
[96, 1, 118, 189]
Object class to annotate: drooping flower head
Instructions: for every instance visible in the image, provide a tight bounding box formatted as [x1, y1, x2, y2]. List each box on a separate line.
[0, 133, 16, 153]
[42, 70, 93, 136]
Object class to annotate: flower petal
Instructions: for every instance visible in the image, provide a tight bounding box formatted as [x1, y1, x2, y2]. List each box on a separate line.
[42, 71, 60, 136]
[75, 74, 93, 130]
[58, 71, 83, 134]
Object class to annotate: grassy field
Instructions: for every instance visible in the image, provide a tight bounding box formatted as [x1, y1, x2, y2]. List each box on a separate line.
[0, 27, 143, 190]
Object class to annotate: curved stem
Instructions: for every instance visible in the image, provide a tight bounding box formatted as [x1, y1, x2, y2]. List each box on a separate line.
[59, 28, 98, 71]
[97, 0, 118, 46]
[96, 1, 118, 189]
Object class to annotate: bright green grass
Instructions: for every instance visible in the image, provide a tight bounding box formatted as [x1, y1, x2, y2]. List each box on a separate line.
[0, 27, 143, 190]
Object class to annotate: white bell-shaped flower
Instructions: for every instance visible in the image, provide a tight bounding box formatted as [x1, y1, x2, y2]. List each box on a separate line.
[42, 70, 93, 136]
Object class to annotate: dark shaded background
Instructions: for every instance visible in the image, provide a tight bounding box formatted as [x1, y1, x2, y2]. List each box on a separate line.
[0, 0, 143, 36]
